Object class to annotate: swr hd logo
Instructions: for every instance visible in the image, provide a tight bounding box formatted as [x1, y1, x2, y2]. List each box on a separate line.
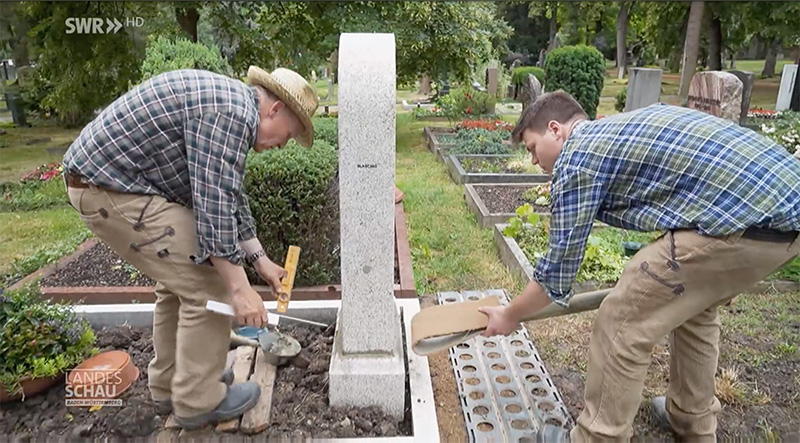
[65, 17, 144, 34]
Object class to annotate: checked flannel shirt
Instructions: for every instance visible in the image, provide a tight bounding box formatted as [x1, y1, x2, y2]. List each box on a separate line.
[63, 69, 260, 266]
[538, 103, 800, 307]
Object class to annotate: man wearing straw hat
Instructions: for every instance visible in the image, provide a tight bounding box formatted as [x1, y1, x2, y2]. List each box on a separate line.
[62, 66, 318, 428]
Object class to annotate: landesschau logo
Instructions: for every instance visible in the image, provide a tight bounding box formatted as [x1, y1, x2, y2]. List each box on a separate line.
[65, 17, 143, 34]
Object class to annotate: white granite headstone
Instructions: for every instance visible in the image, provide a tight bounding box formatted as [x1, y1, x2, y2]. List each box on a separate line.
[776, 64, 798, 112]
[328, 33, 405, 420]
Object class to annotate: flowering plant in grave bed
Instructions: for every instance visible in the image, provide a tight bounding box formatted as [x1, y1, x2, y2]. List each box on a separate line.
[502, 204, 661, 284]
[0, 285, 98, 399]
[522, 182, 551, 206]
[757, 111, 800, 155]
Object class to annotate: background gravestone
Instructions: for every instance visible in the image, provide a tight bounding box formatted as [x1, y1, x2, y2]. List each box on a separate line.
[486, 67, 498, 96]
[419, 75, 431, 95]
[328, 32, 405, 420]
[776, 64, 798, 111]
[728, 70, 755, 124]
[686, 71, 743, 121]
[327, 78, 334, 102]
[519, 74, 543, 112]
[624, 68, 663, 112]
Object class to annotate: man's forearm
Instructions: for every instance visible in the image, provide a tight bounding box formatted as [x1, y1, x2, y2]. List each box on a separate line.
[506, 280, 553, 323]
[209, 255, 251, 295]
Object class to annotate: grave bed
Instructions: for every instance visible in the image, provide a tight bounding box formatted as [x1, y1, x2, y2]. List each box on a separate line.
[422, 127, 456, 163]
[53, 298, 437, 441]
[464, 183, 549, 229]
[493, 223, 800, 294]
[446, 154, 549, 185]
[1, 301, 435, 441]
[13, 203, 417, 304]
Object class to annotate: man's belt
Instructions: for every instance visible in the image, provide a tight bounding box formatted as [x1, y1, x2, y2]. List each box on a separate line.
[742, 226, 798, 243]
[64, 172, 91, 189]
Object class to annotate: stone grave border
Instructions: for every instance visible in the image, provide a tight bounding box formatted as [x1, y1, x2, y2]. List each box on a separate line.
[423, 127, 456, 163]
[13, 203, 417, 303]
[446, 154, 550, 185]
[72, 298, 439, 442]
[464, 183, 550, 229]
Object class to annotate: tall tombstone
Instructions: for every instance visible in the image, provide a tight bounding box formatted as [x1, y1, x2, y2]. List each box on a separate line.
[776, 64, 798, 111]
[624, 68, 663, 112]
[728, 70, 755, 124]
[519, 74, 542, 112]
[329, 33, 405, 420]
[486, 67, 498, 96]
[686, 71, 743, 122]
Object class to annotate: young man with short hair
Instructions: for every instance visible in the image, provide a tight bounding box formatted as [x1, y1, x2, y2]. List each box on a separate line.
[480, 91, 800, 442]
[63, 67, 318, 428]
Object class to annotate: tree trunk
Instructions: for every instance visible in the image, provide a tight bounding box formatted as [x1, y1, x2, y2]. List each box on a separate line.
[762, 38, 780, 78]
[175, 7, 199, 43]
[616, 2, 630, 79]
[679, 1, 705, 99]
[709, 15, 722, 71]
[548, 2, 558, 51]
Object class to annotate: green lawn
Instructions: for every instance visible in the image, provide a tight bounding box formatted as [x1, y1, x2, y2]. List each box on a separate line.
[0, 207, 89, 270]
[395, 113, 523, 295]
[0, 125, 80, 182]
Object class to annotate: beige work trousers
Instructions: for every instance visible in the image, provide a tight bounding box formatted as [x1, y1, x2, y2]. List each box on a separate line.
[68, 185, 232, 418]
[571, 229, 800, 442]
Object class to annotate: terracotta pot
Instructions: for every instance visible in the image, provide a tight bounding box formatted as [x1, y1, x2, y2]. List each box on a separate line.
[0, 373, 65, 403]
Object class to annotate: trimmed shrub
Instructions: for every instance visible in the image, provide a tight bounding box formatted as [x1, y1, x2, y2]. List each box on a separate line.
[545, 45, 606, 119]
[243, 140, 340, 286]
[312, 116, 338, 148]
[0, 285, 98, 396]
[511, 66, 545, 87]
[140, 37, 233, 81]
[615, 87, 627, 113]
[438, 87, 496, 120]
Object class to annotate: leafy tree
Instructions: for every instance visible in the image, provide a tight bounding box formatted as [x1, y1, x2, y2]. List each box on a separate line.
[19, 1, 144, 126]
[140, 36, 232, 81]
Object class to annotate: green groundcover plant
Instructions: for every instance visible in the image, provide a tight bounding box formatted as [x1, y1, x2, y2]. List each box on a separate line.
[0, 284, 97, 397]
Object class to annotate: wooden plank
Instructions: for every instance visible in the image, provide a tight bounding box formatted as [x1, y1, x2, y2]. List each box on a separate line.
[240, 347, 278, 434]
[215, 346, 256, 433]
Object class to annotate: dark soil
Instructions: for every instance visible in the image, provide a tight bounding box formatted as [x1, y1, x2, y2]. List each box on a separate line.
[1, 324, 412, 440]
[40, 242, 401, 287]
[474, 185, 549, 215]
[41, 242, 156, 287]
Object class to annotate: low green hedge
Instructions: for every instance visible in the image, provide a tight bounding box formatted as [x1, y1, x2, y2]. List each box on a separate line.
[511, 67, 545, 87]
[450, 128, 511, 155]
[243, 139, 340, 286]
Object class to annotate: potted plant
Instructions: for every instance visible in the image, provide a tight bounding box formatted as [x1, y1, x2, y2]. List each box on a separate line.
[0, 285, 97, 402]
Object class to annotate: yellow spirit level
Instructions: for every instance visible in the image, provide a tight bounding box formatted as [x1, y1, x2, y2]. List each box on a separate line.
[276, 246, 300, 313]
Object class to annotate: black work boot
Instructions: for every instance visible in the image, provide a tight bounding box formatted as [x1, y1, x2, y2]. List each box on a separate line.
[174, 382, 261, 430]
[154, 368, 236, 416]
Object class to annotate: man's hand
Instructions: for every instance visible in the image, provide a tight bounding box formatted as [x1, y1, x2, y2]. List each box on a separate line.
[230, 286, 268, 328]
[478, 305, 520, 337]
[254, 257, 288, 299]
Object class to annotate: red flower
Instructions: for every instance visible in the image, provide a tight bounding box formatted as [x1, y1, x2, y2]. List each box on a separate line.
[466, 107, 472, 114]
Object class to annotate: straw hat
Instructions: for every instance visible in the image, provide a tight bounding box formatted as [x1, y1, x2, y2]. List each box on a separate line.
[247, 66, 318, 147]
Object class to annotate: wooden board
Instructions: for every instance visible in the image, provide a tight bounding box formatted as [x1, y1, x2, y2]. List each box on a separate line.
[240, 347, 278, 434]
[215, 345, 256, 433]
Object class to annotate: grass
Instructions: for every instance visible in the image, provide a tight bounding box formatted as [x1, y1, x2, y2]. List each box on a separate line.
[0, 207, 89, 271]
[314, 78, 337, 105]
[0, 124, 79, 182]
[395, 112, 523, 296]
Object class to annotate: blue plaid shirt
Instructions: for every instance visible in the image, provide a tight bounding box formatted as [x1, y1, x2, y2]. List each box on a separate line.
[537, 104, 800, 306]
